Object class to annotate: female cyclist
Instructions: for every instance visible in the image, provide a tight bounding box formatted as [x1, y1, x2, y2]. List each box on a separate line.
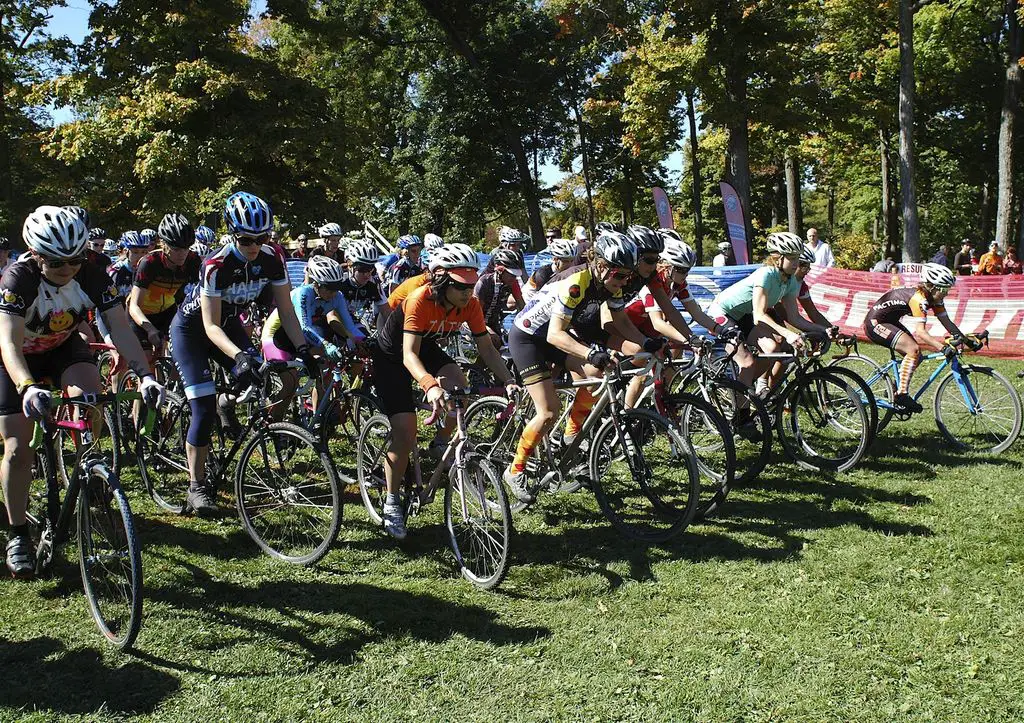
[340, 241, 390, 332]
[475, 248, 526, 349]
[370, 243, 517, 540]
[523, 238, 579, 302]
[0, 206, 163, 577]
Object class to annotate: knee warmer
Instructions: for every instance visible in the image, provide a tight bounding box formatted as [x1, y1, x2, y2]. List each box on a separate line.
[186, 396, 217, 447]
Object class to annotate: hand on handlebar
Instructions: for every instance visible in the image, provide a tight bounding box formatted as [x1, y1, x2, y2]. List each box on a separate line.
[587, 344, 612, 371]
[425, 384, 448, 418]
[22, 385, 52, 421]
[139, 374, 166, 408]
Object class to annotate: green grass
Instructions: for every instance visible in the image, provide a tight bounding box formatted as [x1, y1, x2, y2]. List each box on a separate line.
[2, 353, 1024, 722]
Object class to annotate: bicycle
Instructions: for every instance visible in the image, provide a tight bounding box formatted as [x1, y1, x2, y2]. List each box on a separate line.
[356, 386, 513, 590]
[134, 360, 343, 565]
[463, 354, 701, 543]
[831, 331, 1022, 454]
[26, 392, 153, 649]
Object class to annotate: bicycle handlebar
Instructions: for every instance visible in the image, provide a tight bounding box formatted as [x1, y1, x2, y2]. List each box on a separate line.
[30, 391, 157, 450]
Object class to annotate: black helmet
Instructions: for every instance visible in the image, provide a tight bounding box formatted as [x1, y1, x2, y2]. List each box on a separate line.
[491, 247, 523, 270]
[88, 227, 107, 241]
[627, 225, 664, 254]
[0, 236, 10, 251]
[158, 212, 195, 248]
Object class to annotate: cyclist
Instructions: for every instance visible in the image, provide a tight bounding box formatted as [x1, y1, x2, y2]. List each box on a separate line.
[87, 227, 112, 264]
[505, 233, 644, 501]
[707, 232, 819, 393]
[313, 223, 345, 263]
[341, 241, 390, 332]
[139, 228, 157, 248]
[190, 241, 213, 259]
[370, 243, 517, 540]
[0, 237, 12, 274]
[169, 192, 313, 517]
[523, 238, 579, 302]
[864, 262, 976, 413]
[475, 248, 526, 349]
[498, 227, 529, 281]
[0, 206, 163, 578]
[383, 235, 425, 294]
[107, 231, 151, 298]
[788, 247, 836, 331]
[129, 213, 202, 354]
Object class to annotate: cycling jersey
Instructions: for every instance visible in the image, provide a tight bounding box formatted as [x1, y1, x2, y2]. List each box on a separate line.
[714, 265, 800, 321]
[385, 257, 425, 292]
[0, 257, 120, 354]
[523, 263, 557, 302]
[376, 284, 487, 358]
[133, 250, 201, 325]
[387, 272, 430, 310]
[865, 286, 947, 327]
[624, 268, 693, 334]
[514, 267, 623, 336]
[178, 243, 288, 322]
[798, 280, 811, 302]
[262, 284, 362, 349]
[474, 271, 522, 330]
[107, 258, 136, 299]
[339, 276, 386, 328]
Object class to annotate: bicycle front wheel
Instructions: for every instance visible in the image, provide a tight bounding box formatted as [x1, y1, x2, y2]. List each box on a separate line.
[589, 408, 699, 543]
[667, 392, 737, 522]
[445, 453, 512, 590]
[356, 414, 392, 525]
[236, 422, 342, 565]
[78, 467, 143, 650]
[136, 390, 190, 514]
[934, 366, 1023, 454]
[830, 354, 894, 433]
[57, 407, 121, 490]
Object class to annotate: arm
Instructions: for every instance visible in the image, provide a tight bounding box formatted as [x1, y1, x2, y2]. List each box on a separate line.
[201, 295, 245, 359]
[474, 334, 514, 385]
[681, 298, 721, 336]
[798, 294, 831, 327]
[401, 332, 435, 391]
[273, 282, 308, 351]
[649, 285, 692, 343]
[0, 314, 33, 390]
[751, 286, 797, 342]
[547, 313, 596, 359]
[128, 286, 161, 346]
[910, 321, 946, 353]
[100, 306, 154, 379]
[780, 295, 822, 334]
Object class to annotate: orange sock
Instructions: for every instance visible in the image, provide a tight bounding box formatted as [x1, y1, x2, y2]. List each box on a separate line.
[898, 351, 920, 394]
[510, 427, 542, 474]
[564, 386, 596, 439]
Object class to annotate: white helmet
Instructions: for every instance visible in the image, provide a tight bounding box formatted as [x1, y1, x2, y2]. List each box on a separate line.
[547, 238, 578, 260]
[594, 231, 639, 268]
[23, 205, 89, 259]
[430, 242, 478, 270]
[767, 232, 806, 256]
[423, 233, 444, 250]
[318, 222, 343, 237]
[658, 228, 683, 244]
[190, 242, 212, 258]
[921, 262, 955, 289]
[306, 255, 346, 286]
[660, 239, 697, 269]
[498, 227, 528, 246]
[799, 247, 816, 265]
[345, 241, 380, 265]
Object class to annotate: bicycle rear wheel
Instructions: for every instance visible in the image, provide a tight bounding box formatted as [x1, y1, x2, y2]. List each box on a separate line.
[320, 389, 381, 470]
[136, 390, 190, 514]
[356, 414, 392, 525]
[664, 392, 736, 521]
[830, 354, 894, 433]
[589, 408, 699, 543]
[445, 453, 512, 590]
[77, 466, 143, 650]
[236, 422, 342, 565]
[934, 366, 1023, 454]
[776, 369, 870, 473]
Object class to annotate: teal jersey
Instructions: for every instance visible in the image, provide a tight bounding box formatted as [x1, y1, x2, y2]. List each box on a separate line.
[714, 266, 800, 320]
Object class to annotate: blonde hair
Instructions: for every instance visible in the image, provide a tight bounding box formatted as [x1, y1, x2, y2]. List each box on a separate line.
[763, 252, 782, 269]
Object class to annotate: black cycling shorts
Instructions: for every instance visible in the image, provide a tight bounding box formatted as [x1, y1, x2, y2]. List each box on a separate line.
[0, 334, 96, 416]
[508, 324, 568, 386]
[370, 340, 455, 416]
[866, 320, 909, 349]
[169, 312, 254, 400]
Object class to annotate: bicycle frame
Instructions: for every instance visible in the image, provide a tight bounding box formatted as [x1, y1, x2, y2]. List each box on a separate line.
[871, 352, 960, 411]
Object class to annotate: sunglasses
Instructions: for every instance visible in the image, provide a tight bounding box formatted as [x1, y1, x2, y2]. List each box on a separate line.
[606, 268, 635, 281]
[42, 256, 86, 269]
[671, 266, 690, 275]
[352, 264, 374, 273]
[235, 233, 269, 247]
[449, 280, 475, 291]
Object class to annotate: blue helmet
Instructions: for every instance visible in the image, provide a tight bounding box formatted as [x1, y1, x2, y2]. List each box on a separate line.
[139, 228, 157, 245]
[224, 191, 273, 235]
[397, 234, 423, 250]
[194, 225, 216, 244]
[120, 230, 148, 249]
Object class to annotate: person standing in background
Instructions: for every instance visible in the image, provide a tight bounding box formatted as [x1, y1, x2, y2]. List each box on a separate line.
[930, 244, 949, 268]
[805, 228, 834, 267]
[1003, 247, 1022, 274]
[291, 234, 310, 260]
[977, 242, 1003, 275]
[952, 240, 973, 276]
[712, 240, 733, 267]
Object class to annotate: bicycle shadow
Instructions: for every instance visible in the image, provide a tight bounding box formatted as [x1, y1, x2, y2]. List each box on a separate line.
[142, 556, 550, 669]
[0, 636, 180, 716]
[864, 431, 1022, 475]
[133, 514, 264, 561]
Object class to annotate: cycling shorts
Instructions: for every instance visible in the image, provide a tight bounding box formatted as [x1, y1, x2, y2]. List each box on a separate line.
[0, 334, 96, 416]
[865, 320, 909, 349]
[508, 324, 568, 386]
[369, 340, 455, 416]
[169, 313, 254, 400]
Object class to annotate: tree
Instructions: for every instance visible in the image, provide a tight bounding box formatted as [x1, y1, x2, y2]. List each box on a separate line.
[995, 0, 1022, 251]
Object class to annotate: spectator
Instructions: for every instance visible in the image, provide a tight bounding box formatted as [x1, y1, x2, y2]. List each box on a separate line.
[0, 237, 11, 274]
[1004, 247, 1022, 274]
[978, 242, 1003, 275]
[291, 234, 310, 259]
[952, 239, 973, 276]
[545, 227, 560, 244]
[805, 227, 834, 267]
[930, 244, 949, 268]
[889, 265, 902, 289]
[871, 256, 896, 273]
[712, 240, 733, 267]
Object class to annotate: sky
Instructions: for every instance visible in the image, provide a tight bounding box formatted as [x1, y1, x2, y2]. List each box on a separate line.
[42, 1, 684, 189]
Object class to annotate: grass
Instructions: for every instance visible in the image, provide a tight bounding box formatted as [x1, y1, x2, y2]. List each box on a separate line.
[1, 352, 1023, 721]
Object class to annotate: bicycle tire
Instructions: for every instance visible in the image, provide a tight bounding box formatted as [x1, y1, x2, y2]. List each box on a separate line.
[136, 390, 190, 514]
[589, 408, 699, 543]
[775, 369, 870, 473]
[664, 391, 737, 522]
[830, 354, 895, 433]
[356, 414, 393, 526]
[933, 365, 1023, 455]
[78, 466, 143, 650]
[444, 453, 512, 590]
[819, 363, 878, 447]
[320, 389, 382, 467]
[115, 371, 141, 455]
[235, 422, 342, 565]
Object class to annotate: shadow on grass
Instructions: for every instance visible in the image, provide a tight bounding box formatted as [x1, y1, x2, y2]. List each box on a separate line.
[134, 514, 263, 561]
[0, 636, 180, 716]
[865, 430, 1022, 474]
[141, 557, 550, 671]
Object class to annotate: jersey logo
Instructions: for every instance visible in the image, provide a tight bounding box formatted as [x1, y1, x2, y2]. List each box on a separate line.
[0, 288, 24, 309]
[251, 265, 262, 275]
[568, 284, 581, 299]
[48, 309, 74, 332]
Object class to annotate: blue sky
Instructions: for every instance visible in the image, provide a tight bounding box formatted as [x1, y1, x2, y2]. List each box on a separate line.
[42, 1, 683, 188]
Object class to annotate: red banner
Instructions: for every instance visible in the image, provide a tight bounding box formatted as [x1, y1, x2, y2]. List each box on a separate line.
[719, 181, 750, 264]
[804, 267, 1024, 358]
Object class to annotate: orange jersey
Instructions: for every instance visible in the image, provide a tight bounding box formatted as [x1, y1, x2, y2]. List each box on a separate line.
[377, 284, 487, 356]
[387, 272, 430, 310]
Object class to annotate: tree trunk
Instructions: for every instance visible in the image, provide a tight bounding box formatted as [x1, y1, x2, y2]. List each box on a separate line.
[897, 0, 922, 262]
[995, 0, 1022, 251]
[785, 153, 802, 235]
[980, 180, 992, 241]
[880, 129, 897, 259]
[827, 186, 836, 231]
[0, 10, 10, 221]
[685, 90, 704, 259]
[723, 62, 754, 258]
[572, 101, 596, 240]
[771, 169, 782, 228]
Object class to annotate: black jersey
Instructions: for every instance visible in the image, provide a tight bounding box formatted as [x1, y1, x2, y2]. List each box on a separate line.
[178, 244, 288, 321]
[108, 258, 136, 300]
[339, 276, 386, 328]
